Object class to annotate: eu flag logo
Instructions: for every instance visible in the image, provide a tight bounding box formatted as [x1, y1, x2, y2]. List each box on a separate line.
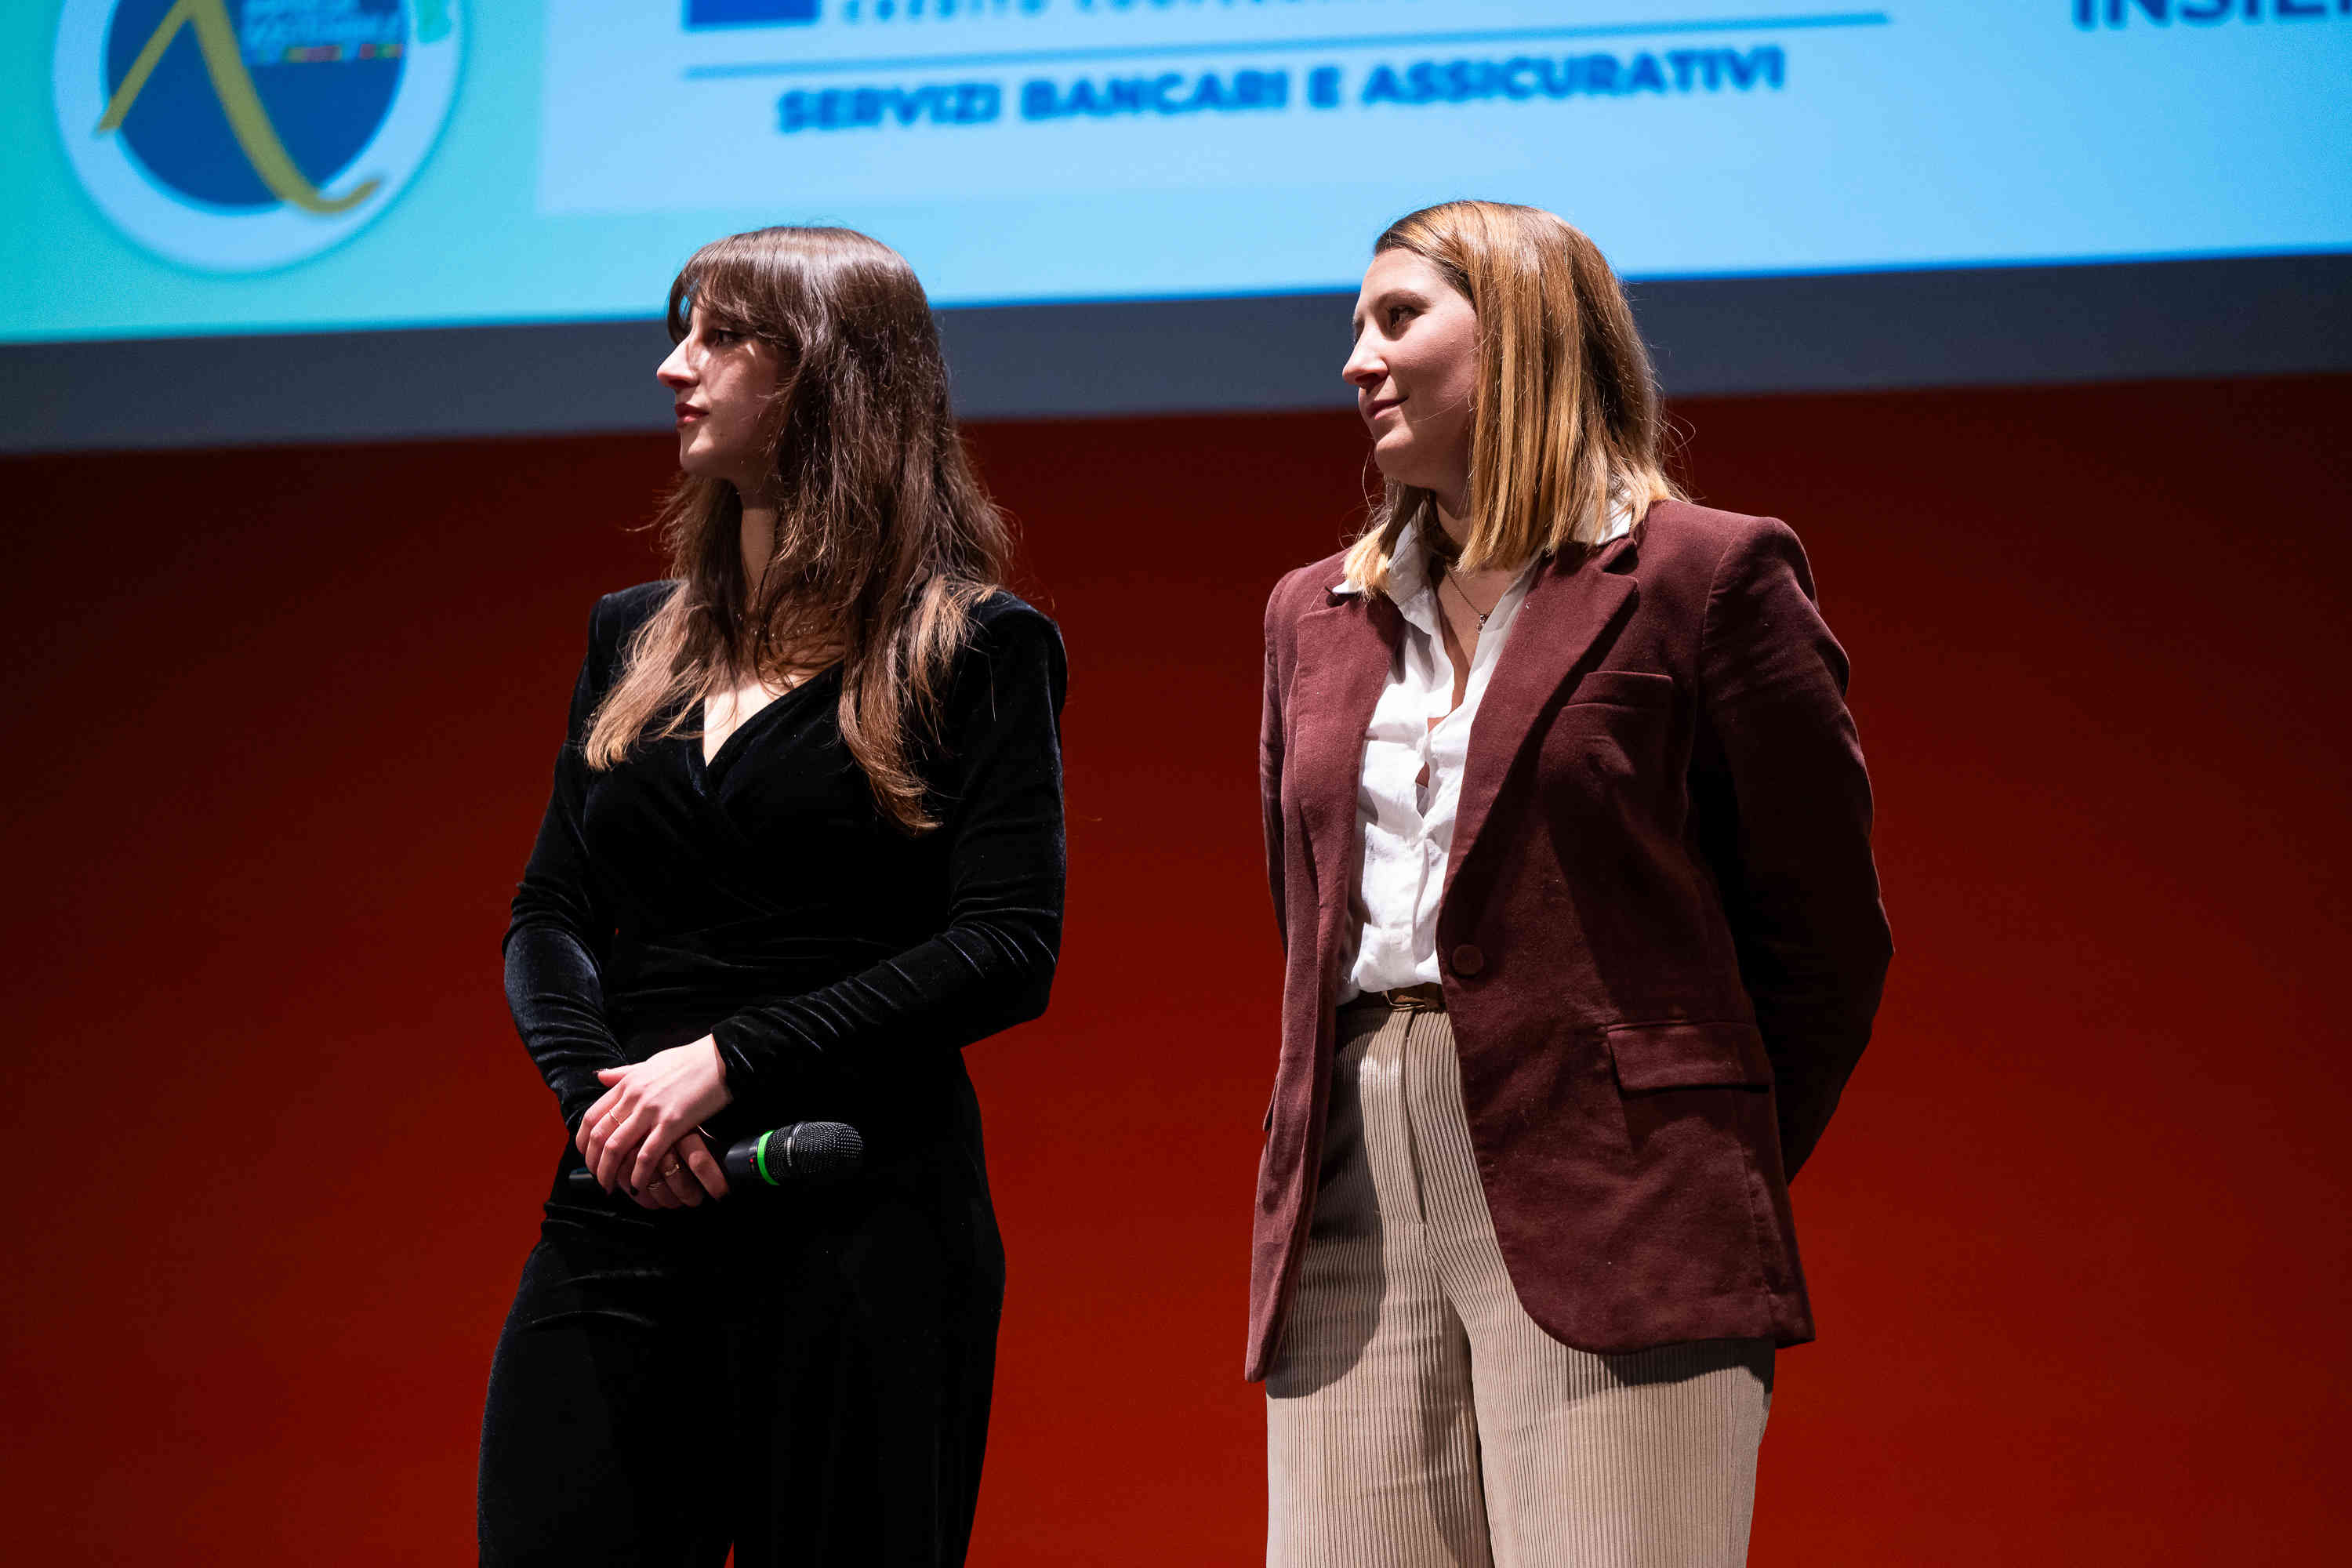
[685, 0, 818, 27]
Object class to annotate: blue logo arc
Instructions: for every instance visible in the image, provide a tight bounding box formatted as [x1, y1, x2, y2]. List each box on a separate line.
[103, 0, 405, 211]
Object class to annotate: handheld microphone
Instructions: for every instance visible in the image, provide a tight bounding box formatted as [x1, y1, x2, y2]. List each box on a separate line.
[724, 1120, 865, 1186]
[568, 1120, 865, 1195]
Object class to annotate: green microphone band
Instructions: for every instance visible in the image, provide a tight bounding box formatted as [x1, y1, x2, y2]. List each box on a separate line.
[754, 1130, 778, 1186]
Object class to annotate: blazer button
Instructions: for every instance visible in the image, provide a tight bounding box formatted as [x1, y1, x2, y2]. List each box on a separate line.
[1450, 943, 1486, 977]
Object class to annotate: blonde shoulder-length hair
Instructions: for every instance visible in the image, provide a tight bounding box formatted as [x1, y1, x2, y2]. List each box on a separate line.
[1342, 201, 1681, 596]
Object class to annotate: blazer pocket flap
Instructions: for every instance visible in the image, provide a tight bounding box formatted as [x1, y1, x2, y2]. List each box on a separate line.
[1606, 1022, 1773, 1091]
[1568, 669, 1675, 707]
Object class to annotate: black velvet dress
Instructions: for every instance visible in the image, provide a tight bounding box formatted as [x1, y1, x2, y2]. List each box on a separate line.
[477, 582, 1066, 1568]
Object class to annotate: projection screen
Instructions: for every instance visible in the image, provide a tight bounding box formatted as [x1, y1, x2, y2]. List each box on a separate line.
[5, 1, 2348, 448]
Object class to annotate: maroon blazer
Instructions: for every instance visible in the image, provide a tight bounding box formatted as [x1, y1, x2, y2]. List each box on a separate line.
[1249, 500, 1892, 1381]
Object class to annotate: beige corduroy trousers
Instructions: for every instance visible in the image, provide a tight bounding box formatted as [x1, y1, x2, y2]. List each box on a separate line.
[1265, 1000, 1774, 1568]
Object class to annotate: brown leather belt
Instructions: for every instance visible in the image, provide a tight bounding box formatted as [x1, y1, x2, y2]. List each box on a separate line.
[1343, 981, 1446, 1012]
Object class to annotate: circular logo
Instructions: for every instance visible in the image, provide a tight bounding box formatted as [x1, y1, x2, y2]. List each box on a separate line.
[53, 0, 463, 272]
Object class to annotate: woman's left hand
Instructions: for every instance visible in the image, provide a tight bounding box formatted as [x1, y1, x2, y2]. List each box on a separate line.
[577, 1037, 735, 1196]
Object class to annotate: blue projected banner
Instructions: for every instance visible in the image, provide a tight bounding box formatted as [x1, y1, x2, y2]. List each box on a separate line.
[4, 2, 2348, 343]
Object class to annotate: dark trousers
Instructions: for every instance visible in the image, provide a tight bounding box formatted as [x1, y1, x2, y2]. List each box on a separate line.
[477, 1142, 1004, 1567]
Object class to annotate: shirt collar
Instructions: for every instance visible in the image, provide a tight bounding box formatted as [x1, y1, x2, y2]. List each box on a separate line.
[1330, 500, 1635, 601]
[1385, 519, 1436, 604]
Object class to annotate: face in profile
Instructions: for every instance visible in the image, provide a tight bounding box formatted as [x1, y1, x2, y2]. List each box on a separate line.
[1345, 249, 1479, 510]
[656, 301, 782, 492]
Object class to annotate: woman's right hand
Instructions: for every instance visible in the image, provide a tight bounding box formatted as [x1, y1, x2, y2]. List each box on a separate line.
[626, 1129, 729, 1210]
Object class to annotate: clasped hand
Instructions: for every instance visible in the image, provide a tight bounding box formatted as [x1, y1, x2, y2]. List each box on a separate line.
[577, 1036, 734, 1208]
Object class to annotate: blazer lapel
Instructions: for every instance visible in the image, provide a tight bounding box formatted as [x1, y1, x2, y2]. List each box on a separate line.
[1450, 537, 1639, 884]
[1287, 587, 1401, 919]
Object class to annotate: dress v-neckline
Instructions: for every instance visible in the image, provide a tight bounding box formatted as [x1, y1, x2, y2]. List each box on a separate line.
[691, 670, 834, 783]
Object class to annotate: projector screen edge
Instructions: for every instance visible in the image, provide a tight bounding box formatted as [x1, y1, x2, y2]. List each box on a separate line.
[5, 255, 2347, 454]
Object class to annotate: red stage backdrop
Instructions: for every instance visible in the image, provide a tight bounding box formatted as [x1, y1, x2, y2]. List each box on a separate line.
[2, 376, 2346, 1563]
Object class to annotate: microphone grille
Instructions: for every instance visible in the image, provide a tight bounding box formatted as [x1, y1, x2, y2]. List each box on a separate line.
[786, 1120, 865, 1178]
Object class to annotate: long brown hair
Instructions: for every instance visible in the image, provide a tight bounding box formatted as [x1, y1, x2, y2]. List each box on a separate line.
[1343, 201, 1681, 596]
[585, 227, 1012, 833]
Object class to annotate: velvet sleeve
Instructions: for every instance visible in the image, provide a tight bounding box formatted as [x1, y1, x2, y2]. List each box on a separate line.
[1695, 519, 1893, 1179]
[502, 595, 630, 1134]
[706, 601, 1069, 1118]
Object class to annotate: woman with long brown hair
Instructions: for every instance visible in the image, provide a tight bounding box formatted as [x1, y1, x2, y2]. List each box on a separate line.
[477, 227, 1066, 1567]
[1253, 201, 1891, 1563]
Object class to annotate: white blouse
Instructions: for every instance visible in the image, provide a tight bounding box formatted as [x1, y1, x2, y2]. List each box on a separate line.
[1334, 512, 1631, 1002]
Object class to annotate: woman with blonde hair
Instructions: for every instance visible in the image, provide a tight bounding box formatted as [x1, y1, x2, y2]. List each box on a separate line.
[478, 227, 1066, 1566]
[1252, 201, 1891, 1564]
